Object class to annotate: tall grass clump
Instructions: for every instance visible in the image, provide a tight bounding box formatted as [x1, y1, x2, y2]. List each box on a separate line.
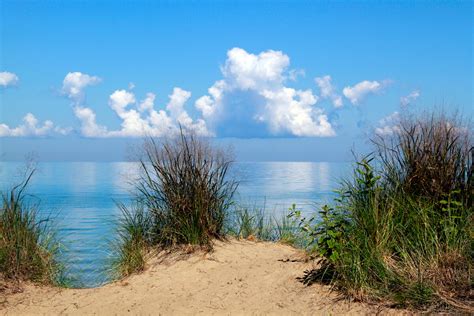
[298, 112, 473, 311]
[225, 203, 307, 246]
[112, 202, 152, 277]
[0, 169, 61, 286]
[225, 204, 273, 241]
[114, 128, 238, 276]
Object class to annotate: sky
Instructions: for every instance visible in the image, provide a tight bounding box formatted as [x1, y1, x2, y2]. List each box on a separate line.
[0, 0, 472, 161]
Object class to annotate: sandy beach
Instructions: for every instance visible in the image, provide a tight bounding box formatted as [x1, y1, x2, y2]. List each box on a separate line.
[1, 240, 404, 315]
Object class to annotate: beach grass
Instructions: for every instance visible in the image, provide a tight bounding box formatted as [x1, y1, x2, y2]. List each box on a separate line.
[297, 111, 472, 311]
[113, 128, 238, 276]
[111, 202, 152, 277]
[225, 203, 305, 246]
[0, 169, 63, 286]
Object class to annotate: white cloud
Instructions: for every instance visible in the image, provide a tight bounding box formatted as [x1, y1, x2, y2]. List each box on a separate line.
[223, 47, 289, 90]
[261, 88, 334, 137]
[165, 87, 210, 136]
[104, 88, 211, 137]
[0, 71, 71, 137]
[7, 52, 399, 138]
[73, 106, 108, 137]
[195, 80, 226, 120]
[0, 113, 70, 137]
[375, 112, 401, 136]
[109, 89, 136, 115]
[315, 75, 343, 108]
[138, 93, 156, 112]
[343, 80, 384, 105]
[60, 72, 107, 137]
[195, 47, 335, 137]
[400, 90, 420, 107]
[0, 72, 19, 88]
[62, 73, 212, 138]
[61, 72, 101, 102]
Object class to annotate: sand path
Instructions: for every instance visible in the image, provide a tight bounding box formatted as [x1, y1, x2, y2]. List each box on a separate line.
[1, 240, 402, 315]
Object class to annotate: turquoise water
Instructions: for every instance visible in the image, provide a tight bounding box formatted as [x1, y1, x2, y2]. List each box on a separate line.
[0, 161, 349, 287]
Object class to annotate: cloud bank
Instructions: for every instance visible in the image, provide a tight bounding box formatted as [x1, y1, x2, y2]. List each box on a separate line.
[0, 48, 399, 138]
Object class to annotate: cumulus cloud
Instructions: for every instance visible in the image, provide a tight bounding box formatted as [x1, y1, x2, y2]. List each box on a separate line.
[261, 88, 334, 136]
[60, 72, 108, 137]
[195, 47, 335, 137]
[61, 72, 101, 102]
[374, 112, 401, 136]
[400, 90, 420, 107]
[343, 80, 385, 105]
[223, 47, 289, 90]
[73, 106, 108, 137]
[0, 71, 71, 137]
[0, 71, 19, 88]
[315, 75, 343, 108]
[0, 113, 70, 137]
[106, 88, 210, 137]
[4, 50, 396, 138]
[165, 87, 210, 136]
[60, 72, 211, 138]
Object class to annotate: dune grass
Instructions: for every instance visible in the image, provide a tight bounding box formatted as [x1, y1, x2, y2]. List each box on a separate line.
[225, 203, 307, 246]
[113, 129, 238, 276]
[0, 169, 63, 286]
[297, 112, 473, 311]
[137, 129, 238, 247]
[111, 202, 152, 277]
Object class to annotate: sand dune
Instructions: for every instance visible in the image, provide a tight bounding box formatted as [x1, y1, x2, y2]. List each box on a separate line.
[1, 240, 403, 315]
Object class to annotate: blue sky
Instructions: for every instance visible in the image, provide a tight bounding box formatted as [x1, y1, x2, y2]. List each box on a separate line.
[0, 0, 472, 161]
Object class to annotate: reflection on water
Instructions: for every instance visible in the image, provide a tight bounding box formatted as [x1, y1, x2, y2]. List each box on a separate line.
[235, 161, 347, 212]
[0, 161, 349, 287]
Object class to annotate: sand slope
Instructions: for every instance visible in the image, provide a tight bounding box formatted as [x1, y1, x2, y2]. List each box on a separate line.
[1, 240, 403, 315]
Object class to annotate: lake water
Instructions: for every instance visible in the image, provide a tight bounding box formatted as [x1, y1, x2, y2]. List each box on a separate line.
[0, 161, 349, 287]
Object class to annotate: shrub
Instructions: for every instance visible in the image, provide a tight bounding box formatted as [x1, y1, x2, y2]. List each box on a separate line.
[299, 112, 473, 311]
[0, 169, 61, 285]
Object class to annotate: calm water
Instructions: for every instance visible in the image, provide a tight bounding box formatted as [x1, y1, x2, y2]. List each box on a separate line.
[0, 161, 349, 287]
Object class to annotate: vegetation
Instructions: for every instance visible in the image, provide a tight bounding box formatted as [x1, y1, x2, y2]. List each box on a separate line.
[114, 129, 238, 276]
[113, 111, 471, 312]
[296, 112, 473, 311]
[225, 203, 307, 247]
[111, 202, 152, 277]
[0, 169, 62, 286]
